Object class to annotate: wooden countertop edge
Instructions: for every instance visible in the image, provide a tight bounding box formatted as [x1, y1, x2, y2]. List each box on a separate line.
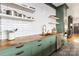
[0, 33, 63, 49]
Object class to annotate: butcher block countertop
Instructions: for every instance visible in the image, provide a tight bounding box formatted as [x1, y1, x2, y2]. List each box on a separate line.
[0, 33, 63, 49]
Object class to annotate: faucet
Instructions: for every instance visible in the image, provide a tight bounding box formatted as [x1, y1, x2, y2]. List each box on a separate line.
[42, 24, 46, 35]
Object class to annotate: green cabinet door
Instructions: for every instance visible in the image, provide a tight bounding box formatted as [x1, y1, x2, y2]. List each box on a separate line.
[15, 42, 32, 56]
[42, 35, 56, 56]
[56, 4, 68, 33]
[0, 46, 15, 56]
[23, 43, 32, 56]
[41, 37, 51, 56]
[31, 41, 42, 56]
[58, 34, 64, 46]
[56, 5, 65, 33]
[49, 35, 56, 52]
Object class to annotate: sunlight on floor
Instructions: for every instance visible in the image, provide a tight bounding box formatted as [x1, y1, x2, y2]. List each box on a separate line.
[74, 39, 79, 43]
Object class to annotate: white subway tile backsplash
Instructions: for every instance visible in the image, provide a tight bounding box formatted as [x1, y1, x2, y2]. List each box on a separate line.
[0, 3, 56, 40]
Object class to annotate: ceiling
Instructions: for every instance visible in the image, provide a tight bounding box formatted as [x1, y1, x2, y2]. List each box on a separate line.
[53, 3, 64, 7]
[52, 3, 70, 9]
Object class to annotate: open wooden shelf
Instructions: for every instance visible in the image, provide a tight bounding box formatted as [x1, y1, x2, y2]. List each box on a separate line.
[0, 13, 35, 22]
[2, 3, 35, 13]
[49, 15, 59, 19]
[48, 22, 59, 24]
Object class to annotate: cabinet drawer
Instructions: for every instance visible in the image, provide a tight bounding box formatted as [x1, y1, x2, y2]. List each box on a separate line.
[41, 38, 51, 55]
[23, 43, 32, 56]
[49, 35, 56, 43]
[31, 41, 43, 56]
[41, 36, 56, 55]
[15, 42, 32, 56]
[41, 38, 50, 49]
[14, 44, 25, 53]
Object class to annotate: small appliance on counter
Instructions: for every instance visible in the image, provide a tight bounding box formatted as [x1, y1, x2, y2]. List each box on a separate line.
[6, 28, 18, 41]
[0, 29, 17, 46]
[42, 24, 47, 36]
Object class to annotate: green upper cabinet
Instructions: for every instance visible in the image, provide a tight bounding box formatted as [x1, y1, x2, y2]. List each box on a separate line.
[56, 4, 69, 33]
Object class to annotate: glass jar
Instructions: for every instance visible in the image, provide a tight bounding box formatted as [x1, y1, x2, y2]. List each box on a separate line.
[6, 10, 12, 15]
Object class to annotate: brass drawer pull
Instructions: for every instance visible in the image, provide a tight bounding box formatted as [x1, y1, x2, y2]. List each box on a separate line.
[16, 44, 24, 48]
[16, 51, 24, 55]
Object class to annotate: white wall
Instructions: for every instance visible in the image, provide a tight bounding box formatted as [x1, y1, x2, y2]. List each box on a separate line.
[0, 3, 56, 40]
[64, 3, 78, 32]
[67, 3, 79, 24]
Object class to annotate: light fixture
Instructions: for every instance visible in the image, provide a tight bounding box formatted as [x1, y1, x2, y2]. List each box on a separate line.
[74, 39, 79, 43]
[70, 23, 73, 26]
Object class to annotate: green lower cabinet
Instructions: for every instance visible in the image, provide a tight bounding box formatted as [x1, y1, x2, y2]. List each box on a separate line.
[31, 41, 42, 56]
[42, 35, 56, 56]
[49, 35, 56, 52]
[30, 35, 56, 56]
[15, 43, 32, 56]
[0, 35, 57, 56]
[0, 46, 15, 56]
[59, 34, 64, 45]
[31, 46, 42, 56]
[41, 38, 51, 56]
[42, 46, 51, 56]
[50, 43, 55, 52]
[23, 43, 32, 56]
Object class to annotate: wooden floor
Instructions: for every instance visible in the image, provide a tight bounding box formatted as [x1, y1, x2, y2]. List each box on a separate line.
[51, 34, 79, 56]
